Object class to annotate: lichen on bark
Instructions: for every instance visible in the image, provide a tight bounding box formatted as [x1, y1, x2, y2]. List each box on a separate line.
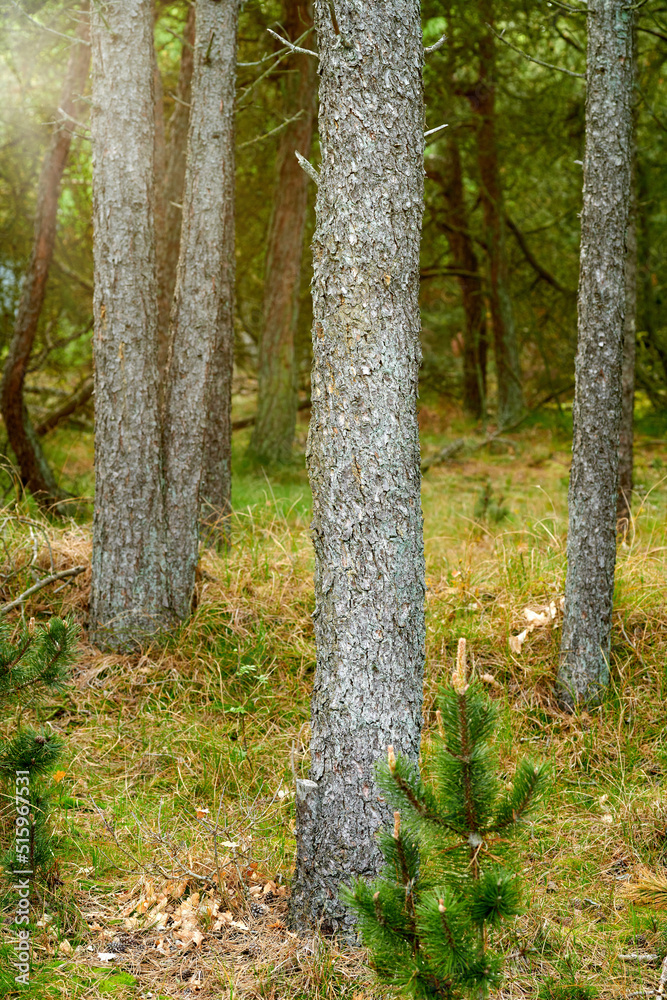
[290, 0, 426, 936]
[558, 0, 634, 707]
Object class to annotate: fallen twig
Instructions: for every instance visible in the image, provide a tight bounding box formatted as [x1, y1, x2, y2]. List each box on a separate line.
[658, 954, 667, 997]
[0, 566, 86, 616]
[619, 953, 659, 964]
[421, 385, 574, 474]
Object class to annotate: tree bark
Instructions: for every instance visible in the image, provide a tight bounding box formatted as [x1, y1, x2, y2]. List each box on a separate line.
[248, 0, 317, 466]
[163, 0, 239, 617]
[558, 0, 634, 708]
[427, 142, 486, 420]
[89, 0, 172, 650]
[0, 8, 90, 507]
[156, 5, 196, 376]
[470, 3, 523, 427]
[290, 0, 425, 936]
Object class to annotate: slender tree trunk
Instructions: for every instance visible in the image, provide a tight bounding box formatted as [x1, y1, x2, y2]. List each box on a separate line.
[617, 25, 638, 526]
[636, 162, 660, 371]
[470, 4, 523, 427]
[428, 142, 486, 420]
[163, 0, 239, 616]
[558, 0, 633, 707]
[153, 23, 168, 366]
[0, 9, 90, 506]
[290, 0, 425, 936]
[248, 0, 317, 466]
[157, 5, 195, 376]
[89, 0, 171, 650]
[195, 1, 238, 542]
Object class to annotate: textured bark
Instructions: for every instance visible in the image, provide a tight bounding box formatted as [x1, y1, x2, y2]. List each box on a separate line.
[248, 0, 317, 466]
[90, 0, 172, 649]
[157, 5, 195, 376]
[428, 142, 486, 420]
[153, 28, 168, 374]
[290, 0, 425, 936]
[163, 0, 239, 616]
[0, 10, 90, 506]
[558, 0, 633, 707]
[470, 4, 523, 427]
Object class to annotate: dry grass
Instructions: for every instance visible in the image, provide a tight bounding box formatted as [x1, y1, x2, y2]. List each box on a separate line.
[2, 418, 667, 998]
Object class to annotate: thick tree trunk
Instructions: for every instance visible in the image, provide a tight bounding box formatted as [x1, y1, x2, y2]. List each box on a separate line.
[290, 0, 425, 936]
[558, 0, 633, 707]
[163, 0, 239, 616]
[0, 9, 90, 506]
[89, 0, 172, 650]
[428, 140, 486, 420]
[471, 5, 523, 427]
[156, 5, 195, 376]
[248, 0, 317, 466]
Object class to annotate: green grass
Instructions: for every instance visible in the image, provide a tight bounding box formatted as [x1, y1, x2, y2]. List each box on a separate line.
[2, 411, 667, 997]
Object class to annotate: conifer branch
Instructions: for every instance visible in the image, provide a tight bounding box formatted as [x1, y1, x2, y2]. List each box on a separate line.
[438, 898, 458, 952]
[348, 640, 544, 996]
[391, 767, 458, 831]
[457, 693, 479, 845]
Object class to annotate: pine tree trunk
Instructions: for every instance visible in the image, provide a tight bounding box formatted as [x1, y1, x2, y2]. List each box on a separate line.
[290, 0, 425, 936]
[429, 141, 486, 420]
[558, 0, 634, 707]
[89, 0, 171, 649]
[163, 0, 239, 616]
[195, 0, 238, 542]
[248, 0, 317, 466]
[0, 9, 90, 507]
[471, 5, 523, 427]
[156, 5, 195, 376]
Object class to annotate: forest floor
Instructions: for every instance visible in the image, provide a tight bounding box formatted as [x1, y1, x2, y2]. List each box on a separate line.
[3, 404, 667, 999]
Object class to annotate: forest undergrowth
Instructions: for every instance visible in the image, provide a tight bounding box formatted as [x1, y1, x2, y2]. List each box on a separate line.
[2, 412, 667, 999]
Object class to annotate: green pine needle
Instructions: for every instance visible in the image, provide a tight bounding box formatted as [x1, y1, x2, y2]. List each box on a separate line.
[344, 669, 547, 999]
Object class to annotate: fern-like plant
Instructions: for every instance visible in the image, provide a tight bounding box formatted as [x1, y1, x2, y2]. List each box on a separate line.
[343, 638, 548, 1000]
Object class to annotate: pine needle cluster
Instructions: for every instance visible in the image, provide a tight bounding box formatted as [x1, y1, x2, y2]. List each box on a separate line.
[0, 617, 80, 877]
[343, 639, 549, 1000]
[0, 616, 80, 706]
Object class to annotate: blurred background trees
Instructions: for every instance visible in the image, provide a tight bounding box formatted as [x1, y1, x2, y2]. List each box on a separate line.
[1, 0, 666, 488]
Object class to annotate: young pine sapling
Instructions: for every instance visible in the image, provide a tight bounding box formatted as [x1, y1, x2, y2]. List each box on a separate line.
[343, 638, 548, 999]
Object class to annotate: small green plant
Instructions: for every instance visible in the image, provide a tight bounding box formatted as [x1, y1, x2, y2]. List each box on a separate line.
[474, 481, 509, 525]
[343, 638, 549, 999]
[537, 979, 598, 1000]
[0, 616, 80, 877]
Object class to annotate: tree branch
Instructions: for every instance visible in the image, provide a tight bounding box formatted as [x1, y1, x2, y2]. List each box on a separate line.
[506, 216, 576, 296]
[266, 27, 318, 58]
[425, 34, 447, 55]
[35, 377, 94, 436]
[295, 150, 319, 185]
[238, 110, 305, 150]
[488, 25, 585, 78]
[422, 385, 574, 473]
[0, 567, 86, 616]
[10, 1, 91, 44]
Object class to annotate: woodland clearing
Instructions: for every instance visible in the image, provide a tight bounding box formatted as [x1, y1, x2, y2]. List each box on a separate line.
[2, 406, 667, 999]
